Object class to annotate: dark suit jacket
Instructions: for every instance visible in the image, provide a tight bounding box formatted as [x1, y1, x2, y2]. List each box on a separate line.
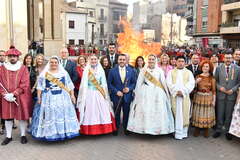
[108, 65, 136, 104]
[186, 64, 202, 78]
[215, 64, 240, 100]
[107, 53, 119, 68]
[64, 60, 78, 83]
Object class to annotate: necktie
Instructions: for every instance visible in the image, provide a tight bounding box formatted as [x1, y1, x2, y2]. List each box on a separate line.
[193, 65, 197, 73]
[62, 60, 66, 68]
[226, 66, 230, 75]
[111, 56, 114, 66]
[120, 68, 126, 83]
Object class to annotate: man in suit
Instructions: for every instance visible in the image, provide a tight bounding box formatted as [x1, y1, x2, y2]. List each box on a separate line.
[59, 48, 78, 83]
[233, 49, 240, 66]
[107, 43, 119, 68]
[125, 53, 134, 68]
[213, 52, 240, 140]
[186, 54, 202, 78]
[108, 54, 136, 135]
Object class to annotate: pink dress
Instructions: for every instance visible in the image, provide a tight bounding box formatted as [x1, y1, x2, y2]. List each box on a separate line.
[159, 65, 173, 78]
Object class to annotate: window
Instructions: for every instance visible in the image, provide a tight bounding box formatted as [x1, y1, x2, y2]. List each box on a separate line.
[113, 24, 120, 33]
[100, 24, 104, 36]
[100, 9, 104, 18]
[89, 11, 94, 17]
[79, 40, 84, 45]
[69, 20, 75, 29]
[113, 11, 120, 21]
[69, 39, 75, 45]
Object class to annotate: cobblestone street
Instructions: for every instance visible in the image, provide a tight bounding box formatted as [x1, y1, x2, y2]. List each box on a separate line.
[0, 128, 239, 160]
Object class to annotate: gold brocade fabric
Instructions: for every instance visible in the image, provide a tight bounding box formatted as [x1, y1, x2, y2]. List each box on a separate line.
[144, 70, 167, 94]
[45, 72, 71, 93]
[171, 69, 190, 127]
[88, 71, 106, 99]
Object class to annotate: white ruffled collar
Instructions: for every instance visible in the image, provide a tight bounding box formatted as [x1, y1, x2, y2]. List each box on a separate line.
[4, 61, 22, 71]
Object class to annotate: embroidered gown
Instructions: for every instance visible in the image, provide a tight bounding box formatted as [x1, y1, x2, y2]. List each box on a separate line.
[77, 66, 116, 135]
[229, 90, 240, 138]
[127, 68, 174, 135]
[192, 75, 216, 128]
[30, 72, 80, 141]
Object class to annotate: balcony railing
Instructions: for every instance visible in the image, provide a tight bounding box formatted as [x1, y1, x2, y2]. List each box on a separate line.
[224, 0, 240, 4]
[98, 16, 107, 22]
[221, 22, 239, 27]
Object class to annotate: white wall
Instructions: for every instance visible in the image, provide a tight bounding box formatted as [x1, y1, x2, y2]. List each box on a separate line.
[65, 13, 87, 45]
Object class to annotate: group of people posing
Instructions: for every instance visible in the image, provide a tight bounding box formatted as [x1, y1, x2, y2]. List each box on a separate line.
[0, 44, 239, 146]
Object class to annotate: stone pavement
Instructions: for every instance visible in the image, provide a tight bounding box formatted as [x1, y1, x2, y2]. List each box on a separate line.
[0, 128, 239, 160]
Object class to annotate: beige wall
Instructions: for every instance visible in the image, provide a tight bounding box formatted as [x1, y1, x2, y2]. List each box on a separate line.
[0, 0, 28, 54]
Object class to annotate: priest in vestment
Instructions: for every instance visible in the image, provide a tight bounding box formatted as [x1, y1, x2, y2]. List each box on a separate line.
[0, 48, 32, 145]
[167, 56, 195, 140]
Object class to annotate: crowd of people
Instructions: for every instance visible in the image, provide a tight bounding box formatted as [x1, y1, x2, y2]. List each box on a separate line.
[0, 43, 240, 146]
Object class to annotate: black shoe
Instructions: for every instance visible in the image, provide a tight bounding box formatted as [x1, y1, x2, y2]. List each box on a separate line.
[1, 138, 12, 145]
[20, 136, 28, 144]
[112, 131, 118, 136]
[226, 133, 233, 141]
[124, 130, 131, 136]
[213, 132, 221, 138]
[12, 125, 17, 130]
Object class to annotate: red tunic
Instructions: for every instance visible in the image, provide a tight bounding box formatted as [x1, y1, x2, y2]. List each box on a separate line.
[0, 65, 32, 120]
[74, 66, 84, 91]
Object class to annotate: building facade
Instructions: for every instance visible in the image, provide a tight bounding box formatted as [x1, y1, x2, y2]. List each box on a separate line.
[108, 0, 128, 43]
[167, 0, 188, 17]
[193, 0, 223, 48]
[72, 0, 97, 45]
[62, 6, 88, 46]
[0, 0, 65, 56]
[0, 0, 28, 54]
[220, 0, 240, 48]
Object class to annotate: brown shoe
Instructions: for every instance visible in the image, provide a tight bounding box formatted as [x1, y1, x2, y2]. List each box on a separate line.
[204, 128, 209, 138]
[193, 128, 200, 137]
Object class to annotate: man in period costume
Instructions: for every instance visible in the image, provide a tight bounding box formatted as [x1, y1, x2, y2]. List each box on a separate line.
[167, 56, 195, 140]
[0, 47, 32, 145]
[213, 52, 240, 140]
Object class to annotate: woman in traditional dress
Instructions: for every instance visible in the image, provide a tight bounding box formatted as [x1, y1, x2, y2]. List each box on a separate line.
[77, 54, 116, 135]
[192, 60, 216, 138]
[127, 54, 174, 135]
[229, 88, 240, 138]
[30, 56, 79, 141]
[159, 53, 173, 78]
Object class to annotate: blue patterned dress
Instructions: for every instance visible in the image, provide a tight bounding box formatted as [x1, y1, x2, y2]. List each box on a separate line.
[30, 72, 80, 141]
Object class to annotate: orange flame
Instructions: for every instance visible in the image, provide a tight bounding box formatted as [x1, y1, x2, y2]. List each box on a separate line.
[117, 19, 161, 64]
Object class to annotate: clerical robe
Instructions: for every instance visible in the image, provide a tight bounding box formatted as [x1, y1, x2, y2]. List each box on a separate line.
[0, 65, 32, 120]
[167, 68, 195, 139]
